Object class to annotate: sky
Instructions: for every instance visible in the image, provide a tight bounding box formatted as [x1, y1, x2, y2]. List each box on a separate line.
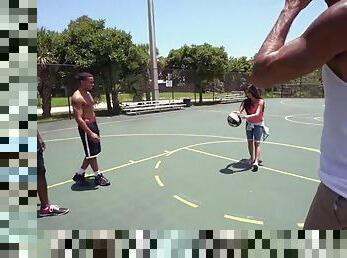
[37, 0, 327, 58]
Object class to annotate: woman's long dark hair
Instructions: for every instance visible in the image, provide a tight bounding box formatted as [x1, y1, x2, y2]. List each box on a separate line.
[242, 85, 264, 114]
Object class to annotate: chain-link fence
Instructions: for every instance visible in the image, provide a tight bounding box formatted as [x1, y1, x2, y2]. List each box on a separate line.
[159, 69, 323, 101]
[38, 64, 323, 117]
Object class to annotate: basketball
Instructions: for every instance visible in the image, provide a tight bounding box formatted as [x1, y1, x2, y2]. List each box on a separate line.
[227, 112, 242, 127]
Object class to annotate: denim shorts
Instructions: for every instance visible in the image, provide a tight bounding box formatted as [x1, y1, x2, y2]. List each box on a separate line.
[246, 123, 263, 142]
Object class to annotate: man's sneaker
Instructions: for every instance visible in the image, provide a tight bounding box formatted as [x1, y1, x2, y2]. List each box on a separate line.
[39, 204, 69, 217]
[252, 163, 259, 172]
[244, 158, 253, 165]
[73, 173, 86, 185]
[95, 173, 110, 186]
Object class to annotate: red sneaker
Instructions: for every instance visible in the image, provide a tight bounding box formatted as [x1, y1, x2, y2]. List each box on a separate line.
[39, 204, 69, 217]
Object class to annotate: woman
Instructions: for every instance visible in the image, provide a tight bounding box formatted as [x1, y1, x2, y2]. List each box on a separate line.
[236, 85, 266, 172]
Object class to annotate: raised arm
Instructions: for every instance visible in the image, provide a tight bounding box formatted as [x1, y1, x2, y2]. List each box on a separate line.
[250, 0, 347, 88]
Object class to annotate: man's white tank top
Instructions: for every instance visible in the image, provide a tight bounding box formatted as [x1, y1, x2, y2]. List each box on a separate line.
[319, 64, 347, 198]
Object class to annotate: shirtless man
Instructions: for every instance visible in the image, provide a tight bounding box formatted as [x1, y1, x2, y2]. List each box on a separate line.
[71, 72, 110, 186]
[250, 0, 347, 229]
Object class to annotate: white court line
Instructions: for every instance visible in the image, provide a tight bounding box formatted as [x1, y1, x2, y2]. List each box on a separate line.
[297, 223, 304, 228]
[285, 114, 323, 126]
[48, 152, 168, 189]
[45, 133, 320, 154]
[313, 117, 323, 122]
[47, 135, 320, 189]
[40, 113, 166, 134]
[185, 147, 320, 183]
[196, 109, 284, 118]
[45, 134, 244, 143]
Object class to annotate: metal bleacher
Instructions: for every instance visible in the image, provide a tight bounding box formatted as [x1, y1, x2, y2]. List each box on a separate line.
[217, 91, 245, 104]
[120, 99, 186, 115]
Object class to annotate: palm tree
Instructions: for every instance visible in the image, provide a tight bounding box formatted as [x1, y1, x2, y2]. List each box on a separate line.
[37, 28, 58, 118]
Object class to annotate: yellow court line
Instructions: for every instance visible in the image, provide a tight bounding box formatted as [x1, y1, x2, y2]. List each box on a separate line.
[297, 223, 304, 228]
[129, 160, 135, 163]
[173, 195, 199, 208]
[48, 152, 168, 189]
[45, 134, 320, 154]
[185, 147, 320, 183]
[46, 141, 239, 189]
[166, 140, 245, 157]
[48, 138, 320, 189]
[155, 161, 161, 169]
[224, 214, 264, 225]
[154, 175, 164, 187]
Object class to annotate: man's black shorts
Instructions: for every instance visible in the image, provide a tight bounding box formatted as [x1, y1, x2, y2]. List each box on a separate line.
[78, 121, 101, 159]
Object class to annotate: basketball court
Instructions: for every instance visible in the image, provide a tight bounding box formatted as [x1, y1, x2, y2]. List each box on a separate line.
[37, 98, 324, 229]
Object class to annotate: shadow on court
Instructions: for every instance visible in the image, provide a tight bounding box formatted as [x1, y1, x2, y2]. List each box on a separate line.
[70, 177, 99, 191]
[219, 159, 253, 174]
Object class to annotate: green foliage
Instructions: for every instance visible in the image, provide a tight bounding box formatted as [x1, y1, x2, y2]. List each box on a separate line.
[53, 16, 151, 112]
[167, 43, 229, 83]
[166, 44, 229, 102]
[37, 27, 59, 65]
[228, 56, 254, 73]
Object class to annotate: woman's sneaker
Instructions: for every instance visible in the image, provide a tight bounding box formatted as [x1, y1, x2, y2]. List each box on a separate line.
[95, 173, 110, 186]
[39, 204, 69, 217]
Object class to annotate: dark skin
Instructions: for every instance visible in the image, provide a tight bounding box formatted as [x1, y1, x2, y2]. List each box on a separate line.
[71, 76, 100, 172]
[37, 131, 48, 208]
[249, 0, 347, 229]
[250, 0, 347, 87]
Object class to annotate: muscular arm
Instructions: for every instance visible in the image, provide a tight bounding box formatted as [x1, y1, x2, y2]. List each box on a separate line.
[250, 0, 347, 88]
[37, 131, 46, 150]
[71, 97, 94, 136]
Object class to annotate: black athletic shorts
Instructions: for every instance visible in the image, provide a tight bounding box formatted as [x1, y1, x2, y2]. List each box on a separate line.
[37, 150, 46, 175]
[78, 121, 101, 159]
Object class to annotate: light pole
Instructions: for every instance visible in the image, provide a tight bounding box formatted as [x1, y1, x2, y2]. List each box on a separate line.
[147, 0, 159, 100]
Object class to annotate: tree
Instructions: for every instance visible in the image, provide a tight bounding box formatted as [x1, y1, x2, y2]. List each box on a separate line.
[120, 44, 150, 101]
[56, 16, 150, 114]
[37, 27, 59, 118]
[167, 44, 229, 103]
[228, 56, 253, 73]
